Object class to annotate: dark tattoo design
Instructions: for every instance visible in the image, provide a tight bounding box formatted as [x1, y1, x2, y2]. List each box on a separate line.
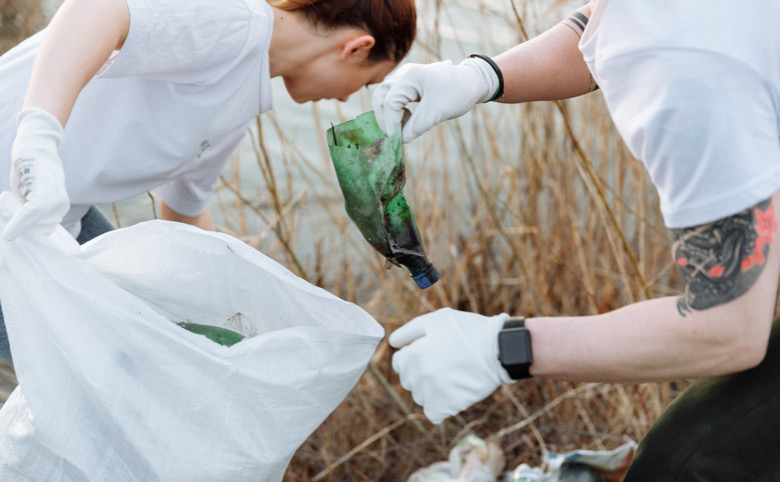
[589, 74, 600, 92]
[671, 198, 777, 316]
[571, 12, 589, 28]
[563, 11, 589, 38]
[568, 16, 586, 32]
[563, 23, 581, 38]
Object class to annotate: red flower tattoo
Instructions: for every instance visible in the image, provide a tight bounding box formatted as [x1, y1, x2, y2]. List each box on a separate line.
[755, 205, 777, 241]
[743, 207, 777, 271]
[752, 249, 766, 266]
[742, 257, 753, 272]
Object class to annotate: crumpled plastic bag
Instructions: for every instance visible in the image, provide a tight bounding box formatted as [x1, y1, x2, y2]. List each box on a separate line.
[408, 435, 506, 482]
[0, 195, 383, 481]
[506, 441, 636, 482]
[407, 434, 635, 482]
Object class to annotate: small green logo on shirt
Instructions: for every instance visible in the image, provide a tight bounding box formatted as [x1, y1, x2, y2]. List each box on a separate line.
[197, 139, 211, 158]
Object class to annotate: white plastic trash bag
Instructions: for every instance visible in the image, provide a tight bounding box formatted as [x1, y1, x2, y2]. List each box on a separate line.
[0, 206, 383, 480]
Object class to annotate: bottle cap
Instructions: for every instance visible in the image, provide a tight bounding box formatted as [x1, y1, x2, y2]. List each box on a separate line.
[412, 263, 440, 289]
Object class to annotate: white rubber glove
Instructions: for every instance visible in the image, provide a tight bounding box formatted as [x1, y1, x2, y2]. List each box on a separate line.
[389, 308, 513, 424]
[4, 107, 70, 240]
[372, 58, 499, 143]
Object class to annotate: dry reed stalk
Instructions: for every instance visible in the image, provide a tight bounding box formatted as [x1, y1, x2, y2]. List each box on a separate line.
[111, 203, 121, 228]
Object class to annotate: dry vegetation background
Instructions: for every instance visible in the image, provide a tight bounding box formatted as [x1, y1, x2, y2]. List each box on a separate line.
[0, 0, 55, 53]
[0, 0, 697, 480]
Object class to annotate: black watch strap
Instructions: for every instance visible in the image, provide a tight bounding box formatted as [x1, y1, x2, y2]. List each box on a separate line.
[499, 316, 532, 379]
[504, 316, 526, 330]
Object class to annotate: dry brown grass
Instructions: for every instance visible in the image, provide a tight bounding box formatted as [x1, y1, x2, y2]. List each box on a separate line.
[0, 0, 50, 54]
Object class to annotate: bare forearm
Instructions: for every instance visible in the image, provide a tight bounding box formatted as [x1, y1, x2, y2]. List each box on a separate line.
[24, 0, 130, 125]
[160, 202, 216, 231]
[494, 2, 596, 103]
[527, 295, 774, 383]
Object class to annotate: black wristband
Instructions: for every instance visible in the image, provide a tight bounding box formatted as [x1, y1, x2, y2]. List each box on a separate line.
[469, 53, 504, 102]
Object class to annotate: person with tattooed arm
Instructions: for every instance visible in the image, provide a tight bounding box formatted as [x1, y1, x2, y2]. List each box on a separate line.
[372, 1, 780, 478]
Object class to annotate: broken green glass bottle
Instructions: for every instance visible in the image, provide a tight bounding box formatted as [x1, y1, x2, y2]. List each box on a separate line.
[177, 322, 245, 347]
[327, 110, 439, 289]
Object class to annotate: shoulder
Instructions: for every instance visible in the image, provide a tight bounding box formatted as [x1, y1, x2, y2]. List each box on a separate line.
[103, 0, 272, 82]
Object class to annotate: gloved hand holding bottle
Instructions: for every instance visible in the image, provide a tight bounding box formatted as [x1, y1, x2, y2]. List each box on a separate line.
[4, 107, 69, 240]
[388, 308, 513, 424]
[371, 57, 501, 143]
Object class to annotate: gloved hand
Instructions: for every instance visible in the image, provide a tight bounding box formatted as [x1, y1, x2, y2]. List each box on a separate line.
[388, 308, 513, 424]
[372, 57, 499, 143]
[4, 107, 70, 240]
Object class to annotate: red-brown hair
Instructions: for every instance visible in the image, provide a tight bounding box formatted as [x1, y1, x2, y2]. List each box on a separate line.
[267, 0, 416, 63]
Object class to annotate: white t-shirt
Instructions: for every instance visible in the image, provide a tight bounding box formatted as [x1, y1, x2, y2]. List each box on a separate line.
[579, 1, 780, 228]
[0, 0, 274, 235]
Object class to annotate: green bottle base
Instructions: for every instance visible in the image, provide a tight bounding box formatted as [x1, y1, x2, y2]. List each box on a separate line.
[176, 322, 245, 347]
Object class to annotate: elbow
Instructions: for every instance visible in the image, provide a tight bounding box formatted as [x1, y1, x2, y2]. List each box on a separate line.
[721, 343, 767, 374]
[715, 316, 771, 374]
[728, 334, 769, 372]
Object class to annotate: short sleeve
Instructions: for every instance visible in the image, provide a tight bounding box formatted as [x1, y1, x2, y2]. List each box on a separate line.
[154, 122, 251, 216]
[100, 0, 269, 84]
[599, 50, 780, 228]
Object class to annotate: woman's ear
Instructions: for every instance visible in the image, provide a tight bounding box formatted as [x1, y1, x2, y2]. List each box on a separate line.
[339, 34, 375, 61]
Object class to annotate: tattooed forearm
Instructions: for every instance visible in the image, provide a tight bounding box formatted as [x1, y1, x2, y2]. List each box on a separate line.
[671, 198, 777, 316]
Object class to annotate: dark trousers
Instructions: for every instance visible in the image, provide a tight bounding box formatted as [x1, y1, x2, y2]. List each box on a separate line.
[623, 315, 780, 481]
[0, 206, 115, 365]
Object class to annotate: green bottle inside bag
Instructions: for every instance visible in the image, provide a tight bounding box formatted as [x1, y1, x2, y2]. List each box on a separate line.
[177, 322, 245, 347]
[326, 111, 439, 289]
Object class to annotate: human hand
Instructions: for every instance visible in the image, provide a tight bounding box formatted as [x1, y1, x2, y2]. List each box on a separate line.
[372, 57, 499, 143]
[388, 308, 513, 424]
[4, 107, 69, 240]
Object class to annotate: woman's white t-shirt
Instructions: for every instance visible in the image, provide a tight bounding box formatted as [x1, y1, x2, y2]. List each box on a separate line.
[579, 1, 780, 228]
[0, 0, 274, 235]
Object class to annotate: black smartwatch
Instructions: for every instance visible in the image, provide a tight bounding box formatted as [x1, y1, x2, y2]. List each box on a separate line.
[498, 316, 533, 379]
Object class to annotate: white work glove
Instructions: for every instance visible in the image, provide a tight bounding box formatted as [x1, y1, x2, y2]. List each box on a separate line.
[389, 308, 513, 424]
[4, 107, 70, 240]
[372, 58, 499, 143]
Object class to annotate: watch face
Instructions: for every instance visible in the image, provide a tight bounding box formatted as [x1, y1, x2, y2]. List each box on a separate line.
[498, 328, 532, 365]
